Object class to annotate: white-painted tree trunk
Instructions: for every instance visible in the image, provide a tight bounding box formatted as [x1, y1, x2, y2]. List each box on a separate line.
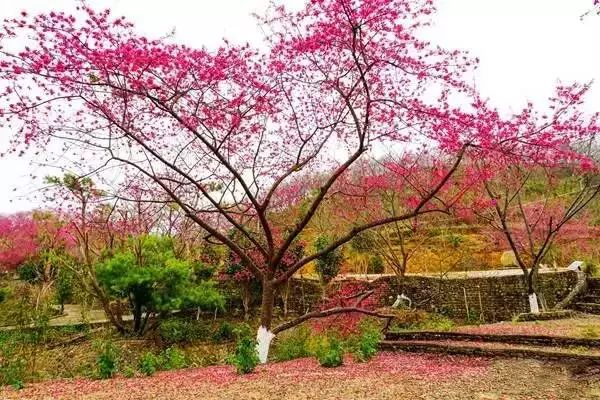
[528, 293, 540, 314]
[256, 325, 275, 364]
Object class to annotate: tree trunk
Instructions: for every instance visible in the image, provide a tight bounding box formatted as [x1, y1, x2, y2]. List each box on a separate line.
[525, 270, 540, 314]
[242, 283, 251, 321]
[256, 280, 275, 364]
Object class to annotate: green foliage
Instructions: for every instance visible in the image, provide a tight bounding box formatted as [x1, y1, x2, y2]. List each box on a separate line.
[389, 310, 455, 332]
[139, 352, 159, 376]
[0, 286, 9, 303]
[160, 346, 187, 370]
[368, 255, 385, 274]
[158, 318, 210, 344]
[96, 235, 224, 334]
[230, 335, 260, 374]
[581, 325, 599, 339]
[94, 340, 119, 379]
[122, 366, 136, 378]
[314, 335, 344, 368]
[17, 260, 41, 284]
[0, 335, 26, 389]
[352, 322, 381, 362]
[314, 235, 343, 284]
[272, 326, 312, 361]
[212, 321, 235, 343]
[54, 267, 74, 309]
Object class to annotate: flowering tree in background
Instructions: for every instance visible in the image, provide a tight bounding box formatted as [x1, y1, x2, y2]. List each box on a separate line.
[0, 213, 39, 272]
[478, 163, 600, 313]
[2, 0, 598, 360]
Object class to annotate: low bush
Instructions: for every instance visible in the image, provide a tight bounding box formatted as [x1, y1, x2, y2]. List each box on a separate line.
[390, 310, 455, 332]
[352, 322, 381, 362]
[158, 318, 210, 344]
[0, 336, 26, 389]
[94, 340, 119, 379]
[272, 326, 312, 361]
[160, 346, 187, 370]
[314, 336, 344, 368]
[212, 321, 235, 343]
[230, 335, 259, 374]
[139, 352, 159, 376]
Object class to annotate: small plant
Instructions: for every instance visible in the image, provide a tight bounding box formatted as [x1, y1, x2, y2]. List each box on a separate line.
[160, 346, 187, 370]
[230, 335, 260, 374]
[273, 326, 312, 361]
[159, 318, 210, 344]
[212, 321, 235, 342]
[0, 338, 26, 389]
[315, 336, 344, 368]
[581, 325, 599, 339]
[139, 352, 159, 376]
[0, 287, 9, 304]
[353, 323, 381, 362]
[94, 340, 119, 379]
[122, 366, 136, 378]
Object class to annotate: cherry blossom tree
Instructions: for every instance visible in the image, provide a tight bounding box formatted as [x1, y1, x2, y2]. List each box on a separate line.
[2, 0, 598, 360]
[478, 163, 600, 313]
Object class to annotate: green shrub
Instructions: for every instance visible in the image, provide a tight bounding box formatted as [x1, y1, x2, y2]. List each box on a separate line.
[0, 338, 26, 389]
[95, 340, 119, 379]
[122, 366, 136, 378]
[17, 260, 41, 284]
[139, 352, 159, 376]
[159, 318, 210, 344]
[314, 235, 343, 285]
[368, 256, 385, 274]
[230, 336, 260, 374]
[96, 235, 224, 336]
[273, 326, 312, 361]
[581, 325, 599, 339]
[315, 336, 344, 368]
[0, 287, 9, 304]
[353, 323, 381, 362]
[160, 346, 187, 370]
[212, 321, 235, 343]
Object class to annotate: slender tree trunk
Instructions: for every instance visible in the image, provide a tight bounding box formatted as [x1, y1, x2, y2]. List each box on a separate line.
[242, 283, 251, 321]
[525, 269, 540, 314]
[257, 280, 276, 363]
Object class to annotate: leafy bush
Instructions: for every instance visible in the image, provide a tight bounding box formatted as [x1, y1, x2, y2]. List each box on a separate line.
[353, 323, 381, 362]
[0, 336, 26, 389]
[389, 310, 455, 332]
[272, 326, 312, 361]
[314, 235, 343, 285]
[0, 287, 9, 304]
[368, 256, 385, 274]
[139, 352, 159, 376]
[159, 318, 210, 344]
[160, 346, 187, 370]
[17, 260, 41, 284]
[54, 267, 74, 311]
[122, 366, 136, 378]
[212, 321, 235, 343]
[95, 340, 119, 379]
[96, 235, 224, 335]
[314, 335, 344, 368]
[230, 335, 260, 374]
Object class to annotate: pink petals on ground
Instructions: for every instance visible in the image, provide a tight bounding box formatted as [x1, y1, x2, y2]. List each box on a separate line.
[1, 352, 490, 399]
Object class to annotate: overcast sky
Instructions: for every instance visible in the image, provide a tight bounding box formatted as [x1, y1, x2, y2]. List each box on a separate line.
[0, 0, 599, 213]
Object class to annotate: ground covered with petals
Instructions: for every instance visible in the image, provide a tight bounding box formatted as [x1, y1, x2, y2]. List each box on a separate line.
[2, 352, 599, 399]
[455, 315, 600, 337]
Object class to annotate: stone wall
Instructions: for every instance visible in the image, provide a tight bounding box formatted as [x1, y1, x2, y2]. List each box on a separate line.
[370, 270, 578, 322]
[219, 270, 578, 322]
